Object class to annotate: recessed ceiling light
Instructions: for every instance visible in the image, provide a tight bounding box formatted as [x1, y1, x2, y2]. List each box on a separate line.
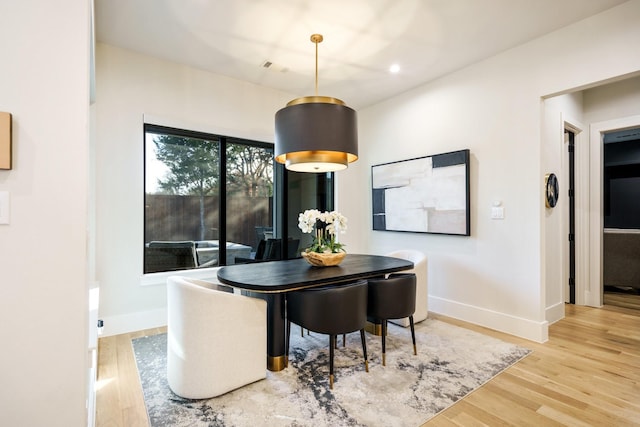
[389, 64, 400, 74]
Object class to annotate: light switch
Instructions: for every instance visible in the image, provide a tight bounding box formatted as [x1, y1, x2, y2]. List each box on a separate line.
[491, 206, 504, 220]
[0, 191, 10, 224]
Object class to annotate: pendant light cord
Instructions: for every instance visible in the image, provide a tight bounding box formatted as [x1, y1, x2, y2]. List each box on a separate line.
[311, 34, 323, 96]
[315, 39, 318, 96]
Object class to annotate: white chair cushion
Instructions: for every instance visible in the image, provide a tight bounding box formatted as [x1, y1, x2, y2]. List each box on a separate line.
[167, 276, 267, 399]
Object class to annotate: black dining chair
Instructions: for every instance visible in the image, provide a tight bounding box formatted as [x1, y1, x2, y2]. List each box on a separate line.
[367, 273, 417, 366]
[286, 280, 369, 389]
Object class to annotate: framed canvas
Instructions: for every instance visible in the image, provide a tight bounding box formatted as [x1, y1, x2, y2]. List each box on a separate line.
[371, 149, 470, 236]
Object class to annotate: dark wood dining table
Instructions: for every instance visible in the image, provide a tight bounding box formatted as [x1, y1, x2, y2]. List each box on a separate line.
[217, 254, 414, 371]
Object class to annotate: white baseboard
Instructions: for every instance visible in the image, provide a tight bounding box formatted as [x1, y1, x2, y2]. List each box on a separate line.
[545, 301, 565, 325]
[429, 296, 549, 343]
[100, 308, 167, 337]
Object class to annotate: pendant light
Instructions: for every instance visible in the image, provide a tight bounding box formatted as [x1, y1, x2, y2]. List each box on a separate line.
[274, 34, 358, 173]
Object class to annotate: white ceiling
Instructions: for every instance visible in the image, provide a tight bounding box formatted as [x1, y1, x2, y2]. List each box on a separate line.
[95, 0, 628, 110]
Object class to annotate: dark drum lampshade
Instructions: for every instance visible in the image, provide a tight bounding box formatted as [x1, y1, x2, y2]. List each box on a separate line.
[274, 34, 358, 173]
[275, 96, 358, 173]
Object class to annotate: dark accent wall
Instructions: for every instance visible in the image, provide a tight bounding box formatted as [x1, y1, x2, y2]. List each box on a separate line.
[604, 139, 640, 229]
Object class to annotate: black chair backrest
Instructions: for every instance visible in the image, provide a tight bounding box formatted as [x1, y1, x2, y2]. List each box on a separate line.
[263, 239, 281, 260]
[287, 280, 368, 335]
[287, 238, 300, 259]
[254, 239, 267, 260]
[255, 226, 273, 247]
[367, 273, 416, 319]
[260, 238, 299, 260]
[238, 238, 285, 263]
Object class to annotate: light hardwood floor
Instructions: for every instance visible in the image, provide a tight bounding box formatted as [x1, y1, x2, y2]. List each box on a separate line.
[96, 304, 640, 426]
[604, 291, 640, 311]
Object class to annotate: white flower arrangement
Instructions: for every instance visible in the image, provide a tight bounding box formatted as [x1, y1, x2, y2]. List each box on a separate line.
[298, 209, 347, 254]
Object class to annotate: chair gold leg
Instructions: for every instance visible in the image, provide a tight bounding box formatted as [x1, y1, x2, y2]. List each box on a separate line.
[330, 374, 334, 389]
[410, 315, 417, 356]
[381, 320, 387, 366]
[365, 360, 369, 372]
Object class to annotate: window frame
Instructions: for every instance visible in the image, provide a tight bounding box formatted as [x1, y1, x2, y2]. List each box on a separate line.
[142, 123, 274, 281]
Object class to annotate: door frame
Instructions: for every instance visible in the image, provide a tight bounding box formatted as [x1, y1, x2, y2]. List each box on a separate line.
[588, 114, 640, 307]
[563, 117, 587, 306]
[564, 129, 576, 304]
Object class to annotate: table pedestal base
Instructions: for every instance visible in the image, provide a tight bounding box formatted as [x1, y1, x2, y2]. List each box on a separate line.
[268, 355, 287, 371]
[365, 320, 384, 336]
[245, 291, 287, 372]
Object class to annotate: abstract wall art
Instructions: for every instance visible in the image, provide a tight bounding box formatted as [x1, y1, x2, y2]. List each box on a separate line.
[371, 149, 470, 236]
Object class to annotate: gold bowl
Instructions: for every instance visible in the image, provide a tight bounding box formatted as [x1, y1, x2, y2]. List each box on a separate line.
[301, 251, 346, 267]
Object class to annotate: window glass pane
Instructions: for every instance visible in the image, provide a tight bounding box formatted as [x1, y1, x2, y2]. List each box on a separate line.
[225, 141, 274, 264]
[285, 172, 334, 255]
[144, 128, 220, 273]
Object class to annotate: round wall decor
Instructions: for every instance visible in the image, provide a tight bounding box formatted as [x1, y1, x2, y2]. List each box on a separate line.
[544, 173, 559, 208]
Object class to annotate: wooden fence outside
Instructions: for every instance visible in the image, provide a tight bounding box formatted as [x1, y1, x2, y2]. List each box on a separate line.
[145, 194, 272, 250]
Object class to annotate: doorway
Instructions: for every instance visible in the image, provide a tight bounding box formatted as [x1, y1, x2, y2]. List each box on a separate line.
[589, 115, 640, 309]
[602, 127, 640, 310]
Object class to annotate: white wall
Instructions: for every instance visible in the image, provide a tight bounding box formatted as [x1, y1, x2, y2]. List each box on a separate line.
[338, 1, 640, 342]
[0, 1, 90, 426]
[95, 44, 294, 335]
[583, 75, 640, 123]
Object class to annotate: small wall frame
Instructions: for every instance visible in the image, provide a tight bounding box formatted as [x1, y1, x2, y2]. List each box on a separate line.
[0, 112, 12, 170]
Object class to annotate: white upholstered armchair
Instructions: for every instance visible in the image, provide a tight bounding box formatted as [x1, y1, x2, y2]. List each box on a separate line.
[166, 276, 267, 399]
[384, 250, 428, 326]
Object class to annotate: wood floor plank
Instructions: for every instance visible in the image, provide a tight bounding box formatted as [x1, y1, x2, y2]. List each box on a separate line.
[440, 399, 514, 427]
[534, 405, 593, 427]
[461, 384, 558, 427]
[96, 305, 640, 427]
[96, 335, 124, 427]
[115, 333, 145, 411]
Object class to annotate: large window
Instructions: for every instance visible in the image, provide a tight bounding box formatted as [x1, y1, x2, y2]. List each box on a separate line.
[144, 124, 274, 273]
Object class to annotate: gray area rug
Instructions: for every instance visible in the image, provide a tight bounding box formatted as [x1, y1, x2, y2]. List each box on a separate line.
[133, 318, 531, 427]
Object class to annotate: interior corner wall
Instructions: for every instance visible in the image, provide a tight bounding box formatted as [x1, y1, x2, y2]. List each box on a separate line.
[0, 1, 90, 426]
[94, 43, 294, 335]
[338, 1, 640, 342]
